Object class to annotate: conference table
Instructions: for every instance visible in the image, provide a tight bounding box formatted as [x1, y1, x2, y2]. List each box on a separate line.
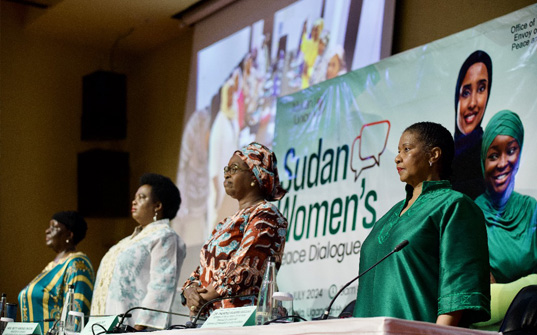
[151, 317, 498, 335]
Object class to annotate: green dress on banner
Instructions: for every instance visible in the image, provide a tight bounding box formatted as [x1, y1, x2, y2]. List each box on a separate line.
[353, 180, 490, 325]
[475, 192, 537, 283]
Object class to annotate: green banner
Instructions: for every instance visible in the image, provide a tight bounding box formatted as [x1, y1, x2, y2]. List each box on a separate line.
[274, 4, 537, 319]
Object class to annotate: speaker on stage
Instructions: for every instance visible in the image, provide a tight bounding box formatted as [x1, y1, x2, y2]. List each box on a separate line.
[78, 149, 130, 217]
[82, 71, 127, 140]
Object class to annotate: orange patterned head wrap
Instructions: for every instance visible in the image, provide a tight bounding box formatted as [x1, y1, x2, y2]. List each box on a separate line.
[234, 142, 287, 201]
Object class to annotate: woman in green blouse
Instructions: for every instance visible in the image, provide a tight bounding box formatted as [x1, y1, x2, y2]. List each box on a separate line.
[353, 122, 490, 327]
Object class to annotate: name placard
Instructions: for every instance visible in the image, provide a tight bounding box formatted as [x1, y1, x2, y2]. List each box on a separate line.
[80, 316, 118, 335]
[201, 306, 256, 328]
[3, 323, 42, 335]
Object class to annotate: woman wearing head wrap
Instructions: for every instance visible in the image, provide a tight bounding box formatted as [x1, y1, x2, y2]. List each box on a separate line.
[18, 211, 94, 333]
[451, 50, 493, 199]
[325, 45, 347, 80]
[300, 18, 324, 88]
[182, 142, 288, 316]
[473, 110, 537, 328]
[309, 30, 330, 86]
[91, 173, 186, 330]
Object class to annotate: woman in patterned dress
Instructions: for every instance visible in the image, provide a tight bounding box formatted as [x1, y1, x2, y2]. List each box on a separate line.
[18, 211, 94, 334]
[182, 142, 288, 316]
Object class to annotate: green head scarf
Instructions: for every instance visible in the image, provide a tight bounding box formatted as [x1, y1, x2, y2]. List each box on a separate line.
[481, 110, 524, 175]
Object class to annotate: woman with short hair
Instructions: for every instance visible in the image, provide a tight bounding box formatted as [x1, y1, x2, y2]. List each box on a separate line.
[353, 122, 490, 327]
[91, 173, 186, 330]
[18, 211, 94, 333]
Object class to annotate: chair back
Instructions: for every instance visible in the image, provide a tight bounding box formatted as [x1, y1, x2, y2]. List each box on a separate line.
[499, 285, 537, 335]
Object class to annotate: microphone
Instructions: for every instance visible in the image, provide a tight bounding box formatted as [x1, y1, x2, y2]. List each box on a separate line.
[319, 239, 409, 320]
[113, 307, 191, 332]
[186, 294, 256, 328]
[46, 319, 60, 335]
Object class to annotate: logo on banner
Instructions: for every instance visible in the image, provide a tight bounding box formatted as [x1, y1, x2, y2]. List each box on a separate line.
[350, 120, 391, 181]
[278, 119, 391, 256]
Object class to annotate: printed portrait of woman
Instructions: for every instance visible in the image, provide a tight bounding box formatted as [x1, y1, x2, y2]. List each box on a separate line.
[477, 109, 537, 283]
[451, 50, 493, 199]
[473, 110, 537, 328]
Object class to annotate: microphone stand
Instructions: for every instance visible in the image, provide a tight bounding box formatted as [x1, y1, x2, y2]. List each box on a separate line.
[46, 319, 60, 335]
[320, 240, 409, 320]
[187, 294, 256, 328]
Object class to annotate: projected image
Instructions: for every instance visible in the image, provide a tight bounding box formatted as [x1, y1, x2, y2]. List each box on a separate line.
[176, 0, 393, 243]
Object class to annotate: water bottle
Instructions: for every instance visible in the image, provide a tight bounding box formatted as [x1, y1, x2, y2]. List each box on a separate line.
[256, 256, 277, 325]
[60, 285, 75, 335]
[0, 294, 7, 335]
[0, 294, 6, 318]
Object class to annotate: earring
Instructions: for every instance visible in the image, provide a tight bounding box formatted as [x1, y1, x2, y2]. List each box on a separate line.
[429, 161, 433, 167]
[251, 181, 256, 187]
[153, 212, 158, 222]
[66, 239, 70, 244]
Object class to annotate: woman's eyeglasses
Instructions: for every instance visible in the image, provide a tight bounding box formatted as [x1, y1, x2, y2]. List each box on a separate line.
[223, 165, 249, 175]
